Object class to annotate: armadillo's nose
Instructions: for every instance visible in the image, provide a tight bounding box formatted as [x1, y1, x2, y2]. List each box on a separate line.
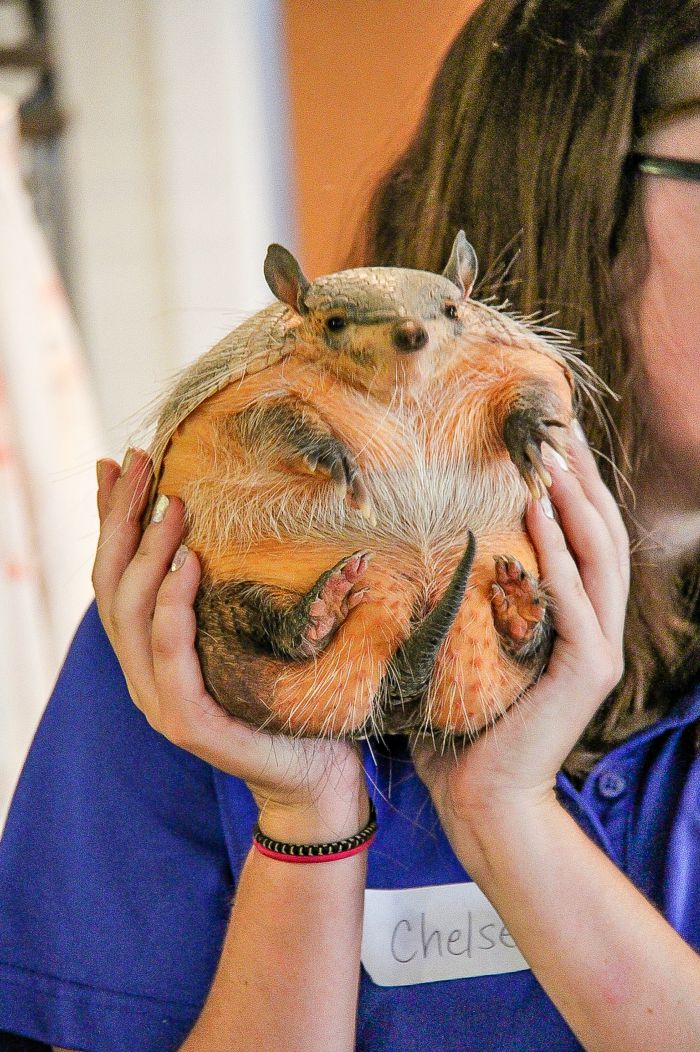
[393, 319, 429, 353]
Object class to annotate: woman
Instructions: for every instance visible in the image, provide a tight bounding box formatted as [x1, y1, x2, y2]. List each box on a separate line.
[1, 2, 699, 1049]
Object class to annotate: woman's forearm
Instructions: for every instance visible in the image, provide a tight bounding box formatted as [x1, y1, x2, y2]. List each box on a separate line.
[460, 799, 700, 1052]
[180, 799, 369, 1052]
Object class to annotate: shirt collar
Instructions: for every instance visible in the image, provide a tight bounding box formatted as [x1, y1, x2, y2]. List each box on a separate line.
[585, 681, 700, 767]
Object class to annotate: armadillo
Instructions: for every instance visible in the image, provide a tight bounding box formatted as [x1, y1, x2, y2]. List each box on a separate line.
[144, 232, 592, 741]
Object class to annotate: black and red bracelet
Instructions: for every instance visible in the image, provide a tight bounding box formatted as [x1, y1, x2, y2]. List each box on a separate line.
[252, 799, 377, 863]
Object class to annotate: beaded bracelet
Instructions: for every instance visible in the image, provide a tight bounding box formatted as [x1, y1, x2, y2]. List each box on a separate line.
[252, 799, 377, 863]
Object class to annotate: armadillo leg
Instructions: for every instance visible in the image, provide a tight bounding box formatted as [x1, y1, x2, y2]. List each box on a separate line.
[263, 564, 419, 737]
[501, 384, 570, 500]
[195, 554, 420, 738]
[234, 395, 374, 520]
[212, 550, 372, 660]
[424, 534, 549, 738]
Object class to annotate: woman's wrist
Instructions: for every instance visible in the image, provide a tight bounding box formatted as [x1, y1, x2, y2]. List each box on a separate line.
[442, 789, 562, 884]
[255, 786, 371, 846]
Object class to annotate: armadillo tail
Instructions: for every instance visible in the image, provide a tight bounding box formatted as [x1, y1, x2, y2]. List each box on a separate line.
[384, 531, 476, 711]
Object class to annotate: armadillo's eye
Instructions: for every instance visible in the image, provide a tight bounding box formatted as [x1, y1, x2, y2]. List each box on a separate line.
[326, 315, 347, 333]
[444, 303, 459, 320]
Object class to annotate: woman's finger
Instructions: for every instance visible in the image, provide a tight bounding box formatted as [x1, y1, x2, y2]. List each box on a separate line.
[92, 449, 153, 622]
[109, 495, 187, 714]
[475, 497, 624, 767]
[526, 496, 600, 650]
[96, 458, 121, 523]
[565, 421, 630, 583]
[540, 450, 628, 642]
[115, 495, 187, 619]
[150, 548, 320, 783]
[527, 496, 623, 705]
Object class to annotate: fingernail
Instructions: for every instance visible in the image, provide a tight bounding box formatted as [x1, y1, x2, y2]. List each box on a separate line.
[572, 419, 587, 444]
[170, 544, 189, 572]
[120, 448, 134, 476]
[541, 444, 569, 472]
[539, 494, 555, 519]
[96, 459, 107, 488]
[151, 494, 169, 524]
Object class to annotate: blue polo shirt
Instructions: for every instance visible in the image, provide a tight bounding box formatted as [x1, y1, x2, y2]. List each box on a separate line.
[0, 602, 698, 1051]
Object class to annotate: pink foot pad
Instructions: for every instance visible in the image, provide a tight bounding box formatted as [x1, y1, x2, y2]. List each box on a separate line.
[305, 551, 371, 643]
[490, 555, 546, 651]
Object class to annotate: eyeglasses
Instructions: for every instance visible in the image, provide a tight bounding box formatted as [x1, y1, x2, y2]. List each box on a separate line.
[631, 154, 700, 182]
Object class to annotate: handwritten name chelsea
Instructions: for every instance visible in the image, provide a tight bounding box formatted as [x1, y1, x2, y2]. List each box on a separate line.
[390, 910, 516, 964]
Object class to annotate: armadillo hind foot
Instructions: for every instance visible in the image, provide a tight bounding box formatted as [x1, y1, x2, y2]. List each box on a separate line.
[195, 550, 371, 664]
[490, 555, 554, 664]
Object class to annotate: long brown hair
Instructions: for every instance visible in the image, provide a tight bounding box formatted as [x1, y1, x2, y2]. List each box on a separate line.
[357, 0, 700, 778]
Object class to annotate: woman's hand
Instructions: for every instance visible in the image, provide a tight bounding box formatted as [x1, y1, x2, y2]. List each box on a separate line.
[92, 450, 368, 841]
[411, 425, 700, 1052]
[411, 422, 630, 872]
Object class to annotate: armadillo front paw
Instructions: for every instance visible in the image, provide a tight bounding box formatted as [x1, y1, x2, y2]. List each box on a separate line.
[294, 443, 376, 525]
[490, 555, 551, 660]
[503, 407, 569, 500]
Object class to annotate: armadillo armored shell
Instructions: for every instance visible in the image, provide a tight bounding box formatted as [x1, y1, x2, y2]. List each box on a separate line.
[143, 233, 591, 741]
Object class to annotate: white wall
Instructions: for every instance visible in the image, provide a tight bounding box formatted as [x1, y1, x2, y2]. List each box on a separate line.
[49, 0, 297, 456]
[0, 1, 297, 829]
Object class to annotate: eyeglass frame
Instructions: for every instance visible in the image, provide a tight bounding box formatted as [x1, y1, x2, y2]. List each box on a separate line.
[631, 154, 700, 182]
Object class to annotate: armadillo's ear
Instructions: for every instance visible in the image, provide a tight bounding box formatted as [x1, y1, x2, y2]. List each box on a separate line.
[442, 231, 478, 298]
[264, 244, 311, 315]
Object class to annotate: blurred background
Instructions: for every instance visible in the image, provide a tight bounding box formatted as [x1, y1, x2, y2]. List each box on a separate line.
[0, 0, 475, 826]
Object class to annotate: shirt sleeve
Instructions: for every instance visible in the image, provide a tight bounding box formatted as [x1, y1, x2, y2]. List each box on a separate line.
[0, 603, 234, 1052]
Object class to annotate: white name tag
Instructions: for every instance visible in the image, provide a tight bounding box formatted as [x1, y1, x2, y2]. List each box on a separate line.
[362, 882, 529, 987]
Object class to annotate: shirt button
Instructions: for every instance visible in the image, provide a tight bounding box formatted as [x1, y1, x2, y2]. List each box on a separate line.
[597, 771, 627, 799]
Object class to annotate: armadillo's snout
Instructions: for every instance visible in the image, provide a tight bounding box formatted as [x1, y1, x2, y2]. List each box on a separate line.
[392, 319, 429, 353]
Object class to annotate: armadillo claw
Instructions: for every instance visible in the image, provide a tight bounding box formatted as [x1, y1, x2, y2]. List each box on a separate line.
[330, 459, 348, 494]
[524, 439, 552, 491]
[523, 467, 546, 502]
[539, 422, 570, 462]
[503, 405, 568, 501]
[348, 474, 378, 526]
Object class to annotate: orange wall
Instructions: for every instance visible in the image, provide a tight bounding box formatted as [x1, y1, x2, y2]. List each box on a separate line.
[282, 1, 478, 277]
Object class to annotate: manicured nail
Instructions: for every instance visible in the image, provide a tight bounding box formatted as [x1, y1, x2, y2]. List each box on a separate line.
[542, 444, 569, 472]
[120, 448, 134, 476]
[96, 459, 108, 488]
[539, 494, 555, 519]
[151, 494, 169, 524]
[170, 544, 189, 572]
[572, 419, 587, 444]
